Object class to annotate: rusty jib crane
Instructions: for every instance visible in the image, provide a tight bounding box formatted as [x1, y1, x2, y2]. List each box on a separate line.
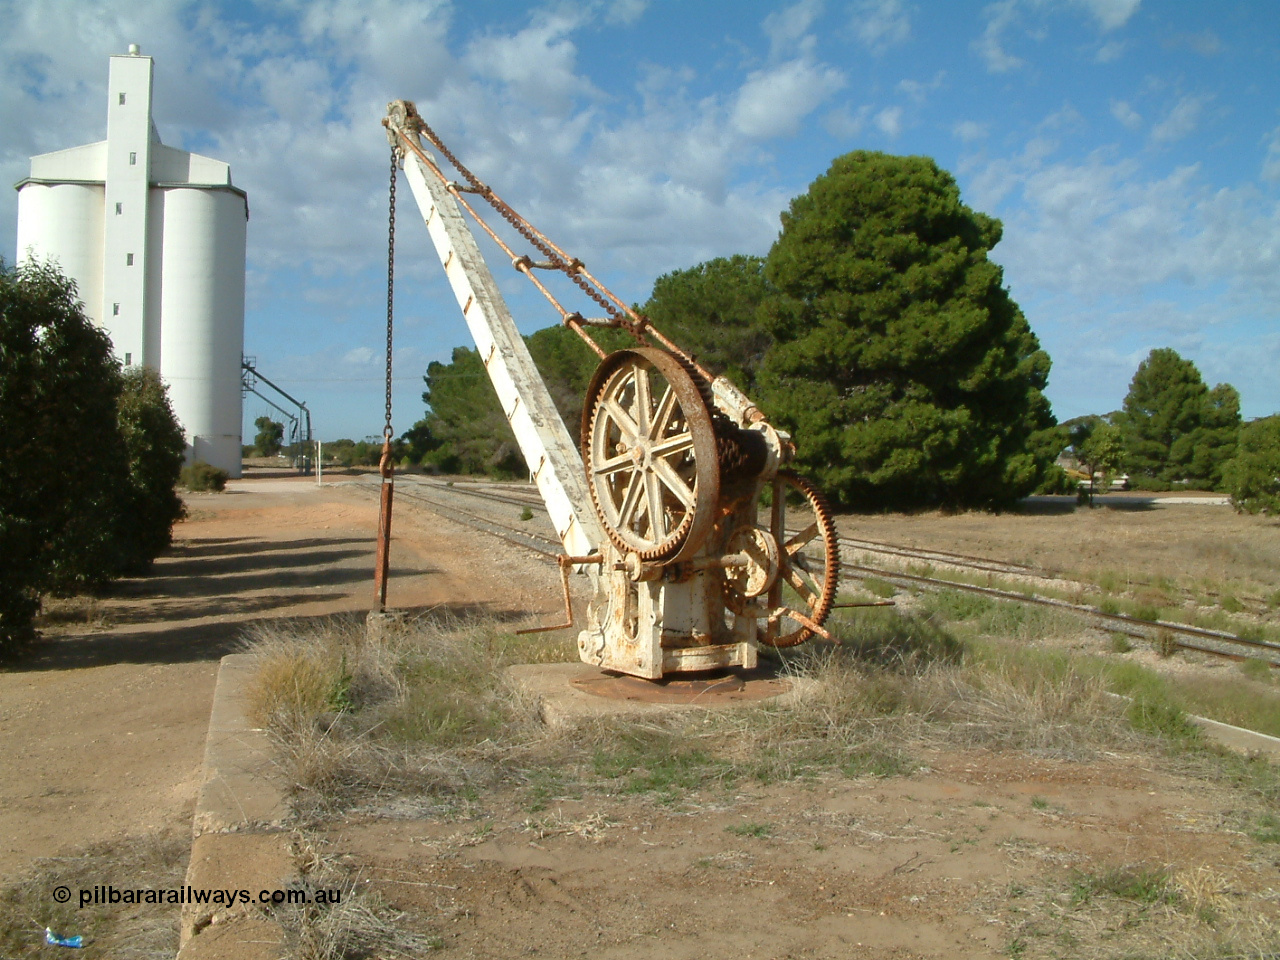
[382, 100, 840, 680]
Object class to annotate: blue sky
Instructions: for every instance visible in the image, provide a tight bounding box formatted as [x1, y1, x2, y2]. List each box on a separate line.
[3, 0, 1278, 441]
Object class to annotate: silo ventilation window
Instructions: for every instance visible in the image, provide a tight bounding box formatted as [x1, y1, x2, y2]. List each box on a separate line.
[119, 93, 126, 105]
[125, 353, 132, 366]
[112, 303, 120, 316]
[129, 152, 137, 165]
[126, 253, 134, 266]
[115, 203, 122, 215]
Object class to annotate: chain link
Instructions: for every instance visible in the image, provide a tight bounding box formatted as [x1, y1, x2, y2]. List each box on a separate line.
[384, 147, 397, 440]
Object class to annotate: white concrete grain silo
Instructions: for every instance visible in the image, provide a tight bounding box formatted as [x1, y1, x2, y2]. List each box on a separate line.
[14, 45, 248, 477]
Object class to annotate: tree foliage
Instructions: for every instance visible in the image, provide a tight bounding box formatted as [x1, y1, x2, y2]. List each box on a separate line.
[756, 151, 1055, 509]
[1116, 348, 1240, 490]
[0, 262, 191, 648]
[253, 416, 285, 457]
[1223, 416, 1280, 515]
[0, 261, 128, 646]
[413, 325, 631, 476]
[420, 346, 522, 476]
[115, 366, 187, 573]
[1064, 415, 1124, 506]
[640, 255, 773, 391]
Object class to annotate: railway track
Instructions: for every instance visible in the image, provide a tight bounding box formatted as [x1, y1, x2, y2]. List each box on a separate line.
[356, 475, 1280, 666]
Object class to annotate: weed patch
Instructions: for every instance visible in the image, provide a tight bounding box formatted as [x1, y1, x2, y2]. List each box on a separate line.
[1069, 864, 1178, 906]
[725, 822, 773, 839]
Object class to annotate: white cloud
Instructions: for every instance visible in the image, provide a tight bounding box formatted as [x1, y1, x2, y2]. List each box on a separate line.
[874, 106, 904, 139]
[1150, 94, 1209, 144]
[731, 58, 845, 139]
[605, 0, 648, 27]
[897, 71, 945, 104]
[852, 0, 912, 54]
[974, 0, 1138, 73]
[1173, 29, 1224, 56]
[973, 0, 1025, 73]
[762, 0, 825, 58]
[464, 9, 599, 114]
[953, 120, 989, 142]
[1110, 99, 1142, 130]
[342, 346, 376, 366]
[1095, 39, 1126, 62]
[1263, 127, 1280, 183]
[1072, 0, 1140, 32]
[824, 105, 871, 139]
[1039, 103, 1086, 133]
[977, 149, 1280, 307]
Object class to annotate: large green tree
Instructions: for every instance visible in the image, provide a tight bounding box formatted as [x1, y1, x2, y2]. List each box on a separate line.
[640, 255, 773, 392]
[0, 261, 129, 646]
[420, 346, 523, 476]
[1116, 348, 1240, 489]
[756, 151, 1055, 510]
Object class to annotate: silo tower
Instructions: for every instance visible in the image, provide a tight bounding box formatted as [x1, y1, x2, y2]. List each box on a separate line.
[14, 45, 248, 478]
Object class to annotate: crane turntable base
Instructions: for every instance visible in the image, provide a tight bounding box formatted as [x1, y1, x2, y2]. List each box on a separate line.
[507, 663, 811, 730]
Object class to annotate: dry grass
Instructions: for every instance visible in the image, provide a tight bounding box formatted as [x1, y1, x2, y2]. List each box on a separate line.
[242, 611, 568, 817]
[838, 502, 1280, 603]
[242, 606, 1157, 818]
[0, 830, 187, 959]
[241, 606, 1280, 960]
[36, 595, 110, 631]
[1001, 859, 1280, 960]
[272, 833, 442, 960]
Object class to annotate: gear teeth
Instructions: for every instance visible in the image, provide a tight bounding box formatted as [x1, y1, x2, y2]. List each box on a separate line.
[724, 471, 841, 649]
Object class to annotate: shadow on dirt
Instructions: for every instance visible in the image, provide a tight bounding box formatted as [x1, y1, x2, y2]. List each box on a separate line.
[163, 537, 366, 560]
[11, 521, 538, 672]
[12, 602, 541, 673]
[1018, 495, 1160, 515]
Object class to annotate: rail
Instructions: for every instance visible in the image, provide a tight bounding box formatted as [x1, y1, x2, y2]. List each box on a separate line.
[349, 475, 1280, 667]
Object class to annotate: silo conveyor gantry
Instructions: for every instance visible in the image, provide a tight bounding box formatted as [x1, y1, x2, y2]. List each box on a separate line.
[382, 99, 840, 681]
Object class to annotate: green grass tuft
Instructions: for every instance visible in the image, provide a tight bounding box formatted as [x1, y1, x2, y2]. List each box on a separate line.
[1069, 865, 1179, 906]
[725, 822, 773, 839]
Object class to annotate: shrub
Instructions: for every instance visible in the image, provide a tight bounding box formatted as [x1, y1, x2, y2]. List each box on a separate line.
[114, 367, 187, 574]
[0, 260, 128, 648]
[1224, 416, 1280, 515]
[181, 460, 229, 492]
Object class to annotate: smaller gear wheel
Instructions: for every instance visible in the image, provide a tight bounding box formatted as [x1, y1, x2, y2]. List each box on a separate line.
[723, 471, 840, 647]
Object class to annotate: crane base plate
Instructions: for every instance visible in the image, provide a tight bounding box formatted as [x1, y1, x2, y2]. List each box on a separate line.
[571, 668, 788, 704]
[507, 663, 807, 728]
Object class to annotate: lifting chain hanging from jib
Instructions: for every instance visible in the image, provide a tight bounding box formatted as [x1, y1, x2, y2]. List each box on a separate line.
[382, 99, 840, 677]
[373, 143, 398, 612]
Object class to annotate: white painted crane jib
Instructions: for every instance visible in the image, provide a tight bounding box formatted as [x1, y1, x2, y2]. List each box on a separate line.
[397, 140, 603, 559]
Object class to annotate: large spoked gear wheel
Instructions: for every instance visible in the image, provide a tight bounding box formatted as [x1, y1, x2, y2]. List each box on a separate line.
[583, 348, 720, 563]
[724, 471, 841, 648]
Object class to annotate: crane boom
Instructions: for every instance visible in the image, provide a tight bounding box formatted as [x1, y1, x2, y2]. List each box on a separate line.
[391, 108, 602, 559]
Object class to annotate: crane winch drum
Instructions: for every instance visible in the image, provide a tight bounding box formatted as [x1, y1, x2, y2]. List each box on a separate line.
[383, 99, 839, 679]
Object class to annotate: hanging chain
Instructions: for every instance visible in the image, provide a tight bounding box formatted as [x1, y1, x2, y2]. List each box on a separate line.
[384, 146, 398, 441]
[374, 146, 400, 612]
